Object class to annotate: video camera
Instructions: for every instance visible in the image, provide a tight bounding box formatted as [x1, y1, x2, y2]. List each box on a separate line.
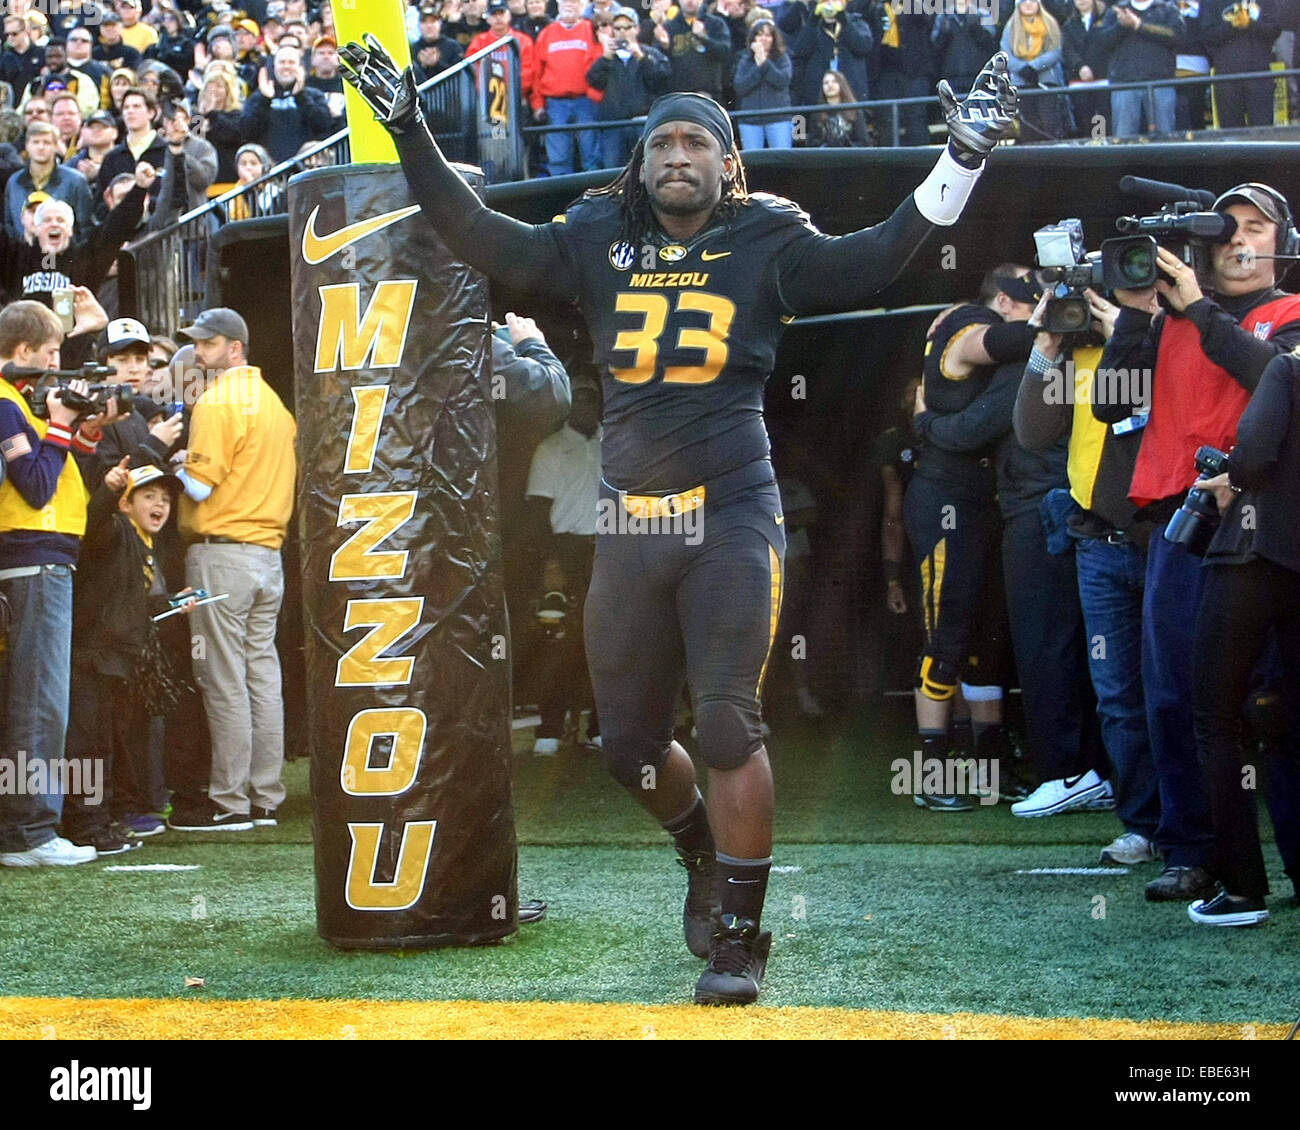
[1033, 219, 1144, 333]
[2, 362, 134, 421]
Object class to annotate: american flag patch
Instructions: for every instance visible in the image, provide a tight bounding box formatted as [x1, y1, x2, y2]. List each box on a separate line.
[1254, 321, 1273, 340]
[1, 433, 33, 462]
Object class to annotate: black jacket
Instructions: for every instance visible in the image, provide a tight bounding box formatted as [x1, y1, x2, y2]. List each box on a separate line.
[1062, 9, 1116, 80]
[239, 86, 336, 163]
[1095, 1, 1184, 81]
[94, 133, 168, 218]
[587, 46, 671, 119]
[931, 12, 998, 91]
[1201, 0, 1281, 70]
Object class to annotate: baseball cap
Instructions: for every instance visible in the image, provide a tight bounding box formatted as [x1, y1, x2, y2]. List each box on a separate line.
[486, 1, 509, 11]
[419, 2, 440, 13]
[104, 317, 152, 352]
[122, 463, 181, 500]
[1213, 183, 1289, 227]
[101, 11, 122, 23]
[178, 307, 249, 345]
[313, 34, 338, 49]
[208, 26, 235, 44]
[24, 190, 51, 211]
[236, 18, 261, 36]
[86, 109, 117, 127]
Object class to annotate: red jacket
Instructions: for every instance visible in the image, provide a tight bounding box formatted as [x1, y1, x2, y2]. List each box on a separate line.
[531, 18, 602, 110]
[467, 28, 536, 98]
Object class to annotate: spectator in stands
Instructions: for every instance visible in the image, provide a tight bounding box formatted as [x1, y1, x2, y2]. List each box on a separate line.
[260, 15, 287, 54]
[1203, 0, 1281, 126]
[469, 1, 537, 106]
[0, 296, 113, 869]
[1063, 0, 1114, 137]
[532, 0, 603, 175]
[95, 87, 166, 216]
[733, 19, 793, 151]
[873, 0, 934, 146]
[1172, 0, 1211, 130]
[0, 111, 24, 188]
[240, 43, 335, 163]
[196, 74, 245, 187]
[5, 120, 94, 240]
[525, 370, 602, 755]
[22, 98, 51, 128]
[206, 27, 240, 73]
[95, 12, 143, 74]
[63, 26, 109, 110]
[136, 60, 186, 108]
[788, 1, 872, 114]
[932, 1, 1000, 96]
[806, 69, 870, 145]
[23, 38, 100, 120]
[67, 109, 120, 189]
[150, 98, 218, 228]
[444, 0, 489, 48]
[49, 93, 84, 160]
[108, 67, 138, 120]
[411, 3, 465, 80]
[173, 306, 298, 832]
[233, 20, 265, 88]
[148, 6, 198, 80]
[519, 0, 554, 39]
[307, 36, 349, 129]
[1002, 0, 1072, 140]
[588, 7, 670, 167]
[1, 14, 46, 99]
[226, 142, 283, 219]
[654, 0, 732, 102]
[115, 0, 159, 56]
[1096, 0, 1184, 135]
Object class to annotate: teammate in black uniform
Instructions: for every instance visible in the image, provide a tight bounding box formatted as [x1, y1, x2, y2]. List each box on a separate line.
[340, 36, 1018, 1005]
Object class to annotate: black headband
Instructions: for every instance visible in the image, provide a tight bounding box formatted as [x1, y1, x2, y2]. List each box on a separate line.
[642, 92, 734, 154]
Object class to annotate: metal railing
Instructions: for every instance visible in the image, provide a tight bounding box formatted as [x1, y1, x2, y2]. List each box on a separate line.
[122, 38, 522, 335]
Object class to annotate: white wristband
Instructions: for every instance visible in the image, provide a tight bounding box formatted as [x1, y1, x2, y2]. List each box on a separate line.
[913, 147, 983, 227]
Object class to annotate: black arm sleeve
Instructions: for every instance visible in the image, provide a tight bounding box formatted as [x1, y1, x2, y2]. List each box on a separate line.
[772, 194, 936, 316]
[914, 360, 1019, 453]
[1093, 306, 1157, 423]
[982, 320, 1037, 364]
[1183, 298, 1300, 393]
[1229, 352, 1294, 490]
[392, 124, 578, 299]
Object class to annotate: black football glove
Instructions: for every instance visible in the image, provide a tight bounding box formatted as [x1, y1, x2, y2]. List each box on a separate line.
[937, 52, 1019, 169]
[339, 34, 422, 135]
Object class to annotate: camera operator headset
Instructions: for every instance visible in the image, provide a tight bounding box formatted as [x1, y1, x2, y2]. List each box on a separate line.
[1093, 181, 1300, 902]
[1177, 347, 1300, 924]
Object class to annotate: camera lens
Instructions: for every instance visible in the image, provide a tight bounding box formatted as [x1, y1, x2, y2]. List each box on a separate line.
[1118, 242, 1154, 286]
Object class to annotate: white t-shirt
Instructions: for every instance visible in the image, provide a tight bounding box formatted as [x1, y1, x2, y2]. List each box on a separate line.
[526, 424, 602, 536]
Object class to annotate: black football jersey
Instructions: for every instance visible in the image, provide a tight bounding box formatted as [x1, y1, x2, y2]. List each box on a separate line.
[922, 302, 1000, 416]
[546, 192, 828, 492]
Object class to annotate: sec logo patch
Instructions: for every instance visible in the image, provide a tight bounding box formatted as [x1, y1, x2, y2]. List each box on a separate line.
[659, 244, 687, 263]
[609, 241, 636, 270]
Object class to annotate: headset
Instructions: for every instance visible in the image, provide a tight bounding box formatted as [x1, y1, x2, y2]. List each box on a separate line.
[1214, 182, 1300, 260]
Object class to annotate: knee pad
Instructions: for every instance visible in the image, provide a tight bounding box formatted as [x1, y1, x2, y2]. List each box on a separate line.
[601, 733, 671, 789]
[916, 655, 959, 702]
[693, 695, 763, 771]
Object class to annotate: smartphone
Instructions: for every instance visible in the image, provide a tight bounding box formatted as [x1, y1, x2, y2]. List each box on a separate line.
[52, 288, 75, 334]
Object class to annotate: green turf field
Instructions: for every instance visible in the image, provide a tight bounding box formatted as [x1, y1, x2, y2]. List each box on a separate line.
[0, 702, 1295, 1026]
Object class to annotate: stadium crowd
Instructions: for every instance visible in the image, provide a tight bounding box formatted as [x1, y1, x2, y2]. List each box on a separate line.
[1, 1, 1297, 938]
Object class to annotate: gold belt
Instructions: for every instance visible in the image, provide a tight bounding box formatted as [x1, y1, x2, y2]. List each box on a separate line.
[621, 485, 706, 520]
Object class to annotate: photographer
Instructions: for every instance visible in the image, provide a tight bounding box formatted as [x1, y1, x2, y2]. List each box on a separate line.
[1095, 181, 1300, 900]
[1181, 351, 1300, 924]
[0, 298, 120, 869]
[238, 43, 335, 164]
[1096, 0, 1184, 135]
[587, 7, 670, 168]
[1015, 286, 1162, 862]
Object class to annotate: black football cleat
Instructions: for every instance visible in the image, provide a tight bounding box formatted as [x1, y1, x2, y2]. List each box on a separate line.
[694, 914, 772, 1006]
[676, 847, 718, 959]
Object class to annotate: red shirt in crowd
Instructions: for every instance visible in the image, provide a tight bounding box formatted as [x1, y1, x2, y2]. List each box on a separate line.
[531, 16, 601, 111]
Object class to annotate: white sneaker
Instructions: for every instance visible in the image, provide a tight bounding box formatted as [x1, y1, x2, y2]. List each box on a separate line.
[1100, 831, 1160, 865]
[1011, 769, 1110, 818]
[585, 734, 603, 751]
[532, 737, 560, 756]
[0, 835, 97, 868]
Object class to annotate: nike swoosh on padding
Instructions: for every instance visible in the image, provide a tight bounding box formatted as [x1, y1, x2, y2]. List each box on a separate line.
[301, 204, 422, 265]
[700, 249, 731, 261]
[726, 877, 761, 884]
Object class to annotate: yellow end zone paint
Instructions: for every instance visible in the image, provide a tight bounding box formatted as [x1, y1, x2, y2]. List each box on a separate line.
[0, 998, 1285, 1040]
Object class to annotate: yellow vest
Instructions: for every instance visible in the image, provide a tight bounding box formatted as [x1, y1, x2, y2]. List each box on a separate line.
[1065, 344, 1107, 511]
[0, 380, 89, 538]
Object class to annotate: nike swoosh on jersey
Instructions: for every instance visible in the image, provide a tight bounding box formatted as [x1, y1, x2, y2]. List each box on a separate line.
[774, 514, 784, 525]
[700, 249, 731, 261]
[301, 204, 422, 265]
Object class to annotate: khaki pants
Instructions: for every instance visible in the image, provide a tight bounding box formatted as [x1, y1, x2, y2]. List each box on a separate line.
[186, 543, 286, 815]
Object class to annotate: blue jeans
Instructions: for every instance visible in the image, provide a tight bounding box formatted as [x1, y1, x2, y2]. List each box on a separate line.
[0, 564, 74, 851]
[599, 123, 639, 171]
[1075, 537, 1160, 839]
[739, 119, 794, 151]
[1143, 533, 1214, 867]
[1110, 86, 1176, 137]
[543, 96, 598, 176]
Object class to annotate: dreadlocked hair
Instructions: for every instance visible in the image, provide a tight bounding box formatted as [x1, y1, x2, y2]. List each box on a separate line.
[583, 136, 751, 244]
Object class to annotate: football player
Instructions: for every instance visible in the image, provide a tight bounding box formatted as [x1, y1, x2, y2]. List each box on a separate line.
[340, 37, 1018, 1005]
